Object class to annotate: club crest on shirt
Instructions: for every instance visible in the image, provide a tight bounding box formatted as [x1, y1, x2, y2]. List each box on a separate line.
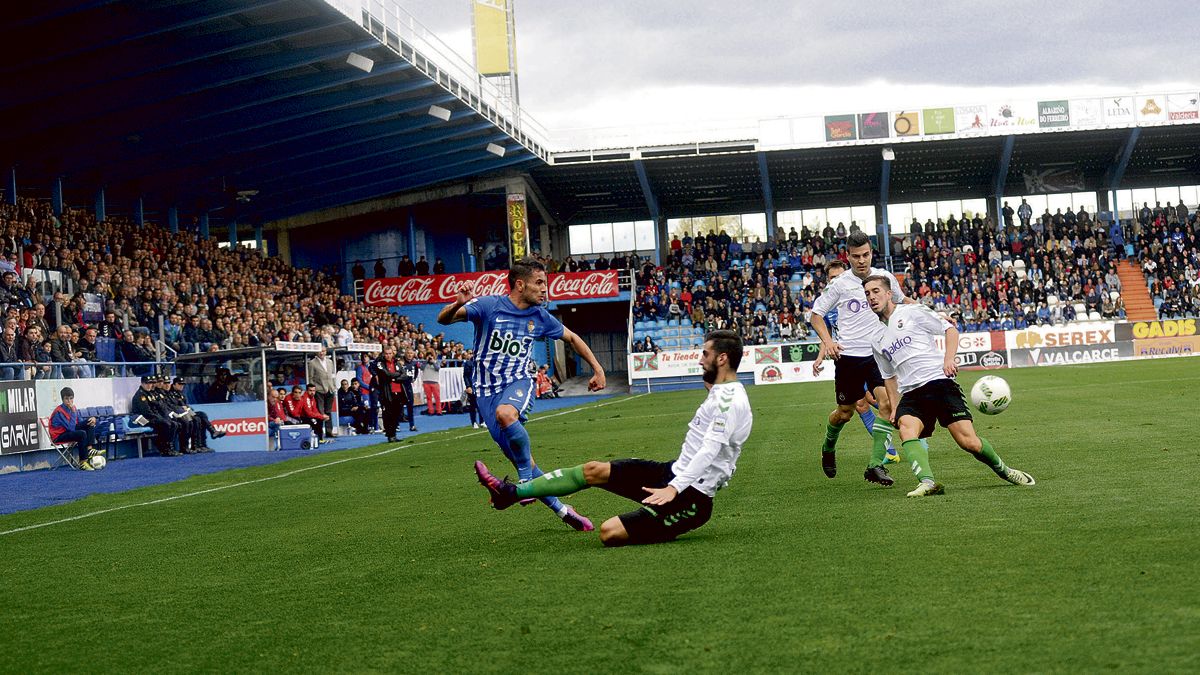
[527, 320, 536, 332]
[897, 319, 904, 329]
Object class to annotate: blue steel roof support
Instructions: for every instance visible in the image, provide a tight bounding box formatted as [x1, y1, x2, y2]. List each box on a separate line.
[242, 120, 498, 187]
[1104, 127, 1142, 189]
[50, 47, 402, 169]
[0, 0, 296, 76]
[634, 160, 661, 220]
[757, 152, 776, 237]
[260, 152, 537, 221]
[88, 81, 443, 188]
[263, 132, 513, 198]
[879, 156, 891, 257]
[121, 93, 461, 200]
[992, 135, 1015, 227]
[3, 15, 345, 124]
[242, 108, 479, 177]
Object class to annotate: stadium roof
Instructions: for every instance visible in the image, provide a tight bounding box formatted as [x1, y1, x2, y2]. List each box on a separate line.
[529, 124, 1200, 225]
[0, 0, 547, 224]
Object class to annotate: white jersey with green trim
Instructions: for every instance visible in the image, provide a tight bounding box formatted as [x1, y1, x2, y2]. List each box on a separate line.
[811, 267, 904, 357]
[871, 304, 956, 395]
[668, 381, 753, 498]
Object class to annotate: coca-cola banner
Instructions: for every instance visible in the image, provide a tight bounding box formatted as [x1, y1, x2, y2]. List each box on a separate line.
[363, 271, 620, 307]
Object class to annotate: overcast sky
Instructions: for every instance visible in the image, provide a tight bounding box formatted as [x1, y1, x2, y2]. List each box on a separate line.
[403, 1, 1200, 146]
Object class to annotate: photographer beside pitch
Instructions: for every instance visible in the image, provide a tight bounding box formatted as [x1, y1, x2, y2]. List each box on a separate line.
[474, 330, 752, 546]
[862, 275, 1035, 497]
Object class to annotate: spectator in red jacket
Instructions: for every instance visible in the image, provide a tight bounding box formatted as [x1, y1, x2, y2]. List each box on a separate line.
[48, 387, 101, 467]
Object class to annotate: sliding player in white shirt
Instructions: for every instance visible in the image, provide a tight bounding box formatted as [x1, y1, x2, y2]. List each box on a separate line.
[474, 330, 752, 546]
[862, 275, 1035, 497]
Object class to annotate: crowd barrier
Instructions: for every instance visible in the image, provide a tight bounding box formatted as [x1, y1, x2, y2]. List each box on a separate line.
[629, 319, 1200, 388]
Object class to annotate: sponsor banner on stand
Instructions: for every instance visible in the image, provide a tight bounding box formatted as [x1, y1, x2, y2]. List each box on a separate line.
[1114, 319, 1196, 341]
[954, 105, 987, 135]
[345, 342, 383, 352]
[1167, 92, 1200, 120]
[1005, 323, 1115, 350]
[857, 112, 890, 139]
[506, 193, 530, 264]
[1136, 95, 1168, 123]
[754, 362, 835, 386]
[824, 114, 857, 141]
[1037, 100, 1071, 128]
[1069, 98, 1102, 127]
[892, 111, 920, 137]
[922, 107, 955, 135]
[781, 342, 823, 363]
[363, 270, 619, 307]
[0, 381, 39, 455]
[931, 331, 1008, 369]
[1103, 96, 1136, 125]
[1008, 342, 1133, 368]
[1022, 167, 1086, 193]
[1133, 336, 1200, 358]
[987, 101, 1038, 132]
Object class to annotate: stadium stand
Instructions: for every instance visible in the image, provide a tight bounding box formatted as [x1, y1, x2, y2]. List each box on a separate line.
[0, 197, 472, 379]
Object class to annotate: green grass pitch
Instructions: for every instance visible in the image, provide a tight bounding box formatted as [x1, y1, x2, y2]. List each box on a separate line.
[1, 358, 1196, 673]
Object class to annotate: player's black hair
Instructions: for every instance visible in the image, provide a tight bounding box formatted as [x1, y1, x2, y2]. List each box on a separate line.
[846, 231, 872, 250]
[704, 329, 743, 370]
[863, 274, 892, 290]
[60, 387, 74, 399]
[508, 258, 546, 289]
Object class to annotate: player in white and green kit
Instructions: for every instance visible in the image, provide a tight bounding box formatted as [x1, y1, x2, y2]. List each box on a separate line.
[863, 275, 1035, 497]
[809, 232, 922, 487]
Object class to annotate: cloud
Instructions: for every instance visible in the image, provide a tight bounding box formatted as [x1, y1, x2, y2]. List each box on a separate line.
[402, 1, 1200, 131]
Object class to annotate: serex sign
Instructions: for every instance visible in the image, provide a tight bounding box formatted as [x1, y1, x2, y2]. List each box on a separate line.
[364, 271, 619, 306]
[1005, 323, 1115, 350]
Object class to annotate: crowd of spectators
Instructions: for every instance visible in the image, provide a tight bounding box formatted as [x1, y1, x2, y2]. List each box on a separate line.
[633, 204, 1200, 350]
[1130, 201, 1200, 318]
[0, 198, 472, 379]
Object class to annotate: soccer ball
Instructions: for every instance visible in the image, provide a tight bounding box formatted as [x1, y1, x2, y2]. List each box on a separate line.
[970, 376, 1011, 415]
[88, 455, 107, 470]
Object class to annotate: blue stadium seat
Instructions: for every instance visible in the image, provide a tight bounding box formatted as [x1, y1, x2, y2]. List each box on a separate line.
[96, 337, 118, 362]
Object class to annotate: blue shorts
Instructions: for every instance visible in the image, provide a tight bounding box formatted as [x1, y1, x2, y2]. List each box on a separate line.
[477, 379, 536, 449]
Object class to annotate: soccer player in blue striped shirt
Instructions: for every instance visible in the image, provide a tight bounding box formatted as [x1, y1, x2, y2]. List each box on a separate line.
[438, 258, 606, 531]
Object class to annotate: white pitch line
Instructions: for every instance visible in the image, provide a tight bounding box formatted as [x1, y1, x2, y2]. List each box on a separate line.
[0, 393, 649, 537]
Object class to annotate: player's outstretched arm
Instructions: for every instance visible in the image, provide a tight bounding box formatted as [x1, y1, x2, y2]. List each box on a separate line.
[436, 284, 475, 325]
[562, 327, 606, 391]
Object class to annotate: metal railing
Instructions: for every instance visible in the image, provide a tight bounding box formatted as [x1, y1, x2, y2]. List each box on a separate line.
[323, 0, 549, 160]
[0, 361, 174, 381]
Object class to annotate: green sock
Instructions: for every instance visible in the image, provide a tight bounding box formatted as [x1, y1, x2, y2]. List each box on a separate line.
[514, 465, 588, 498]
[975, 437, 1007, 475]
[868, 419, 896, 467]
[823, 421, 847, 453]
[902, 439, 934, 482]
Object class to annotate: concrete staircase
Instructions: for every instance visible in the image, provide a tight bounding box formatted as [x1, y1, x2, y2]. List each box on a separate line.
[1115, 260, 1157, 321]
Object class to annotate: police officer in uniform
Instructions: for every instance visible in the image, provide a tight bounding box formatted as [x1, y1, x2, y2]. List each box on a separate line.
[131, 375, 182, 456]
[167, 377, 224, 450]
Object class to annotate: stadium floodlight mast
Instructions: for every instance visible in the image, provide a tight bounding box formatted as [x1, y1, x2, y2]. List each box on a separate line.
[346, 52, 374, 73]
[427, 105, 452, 121]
